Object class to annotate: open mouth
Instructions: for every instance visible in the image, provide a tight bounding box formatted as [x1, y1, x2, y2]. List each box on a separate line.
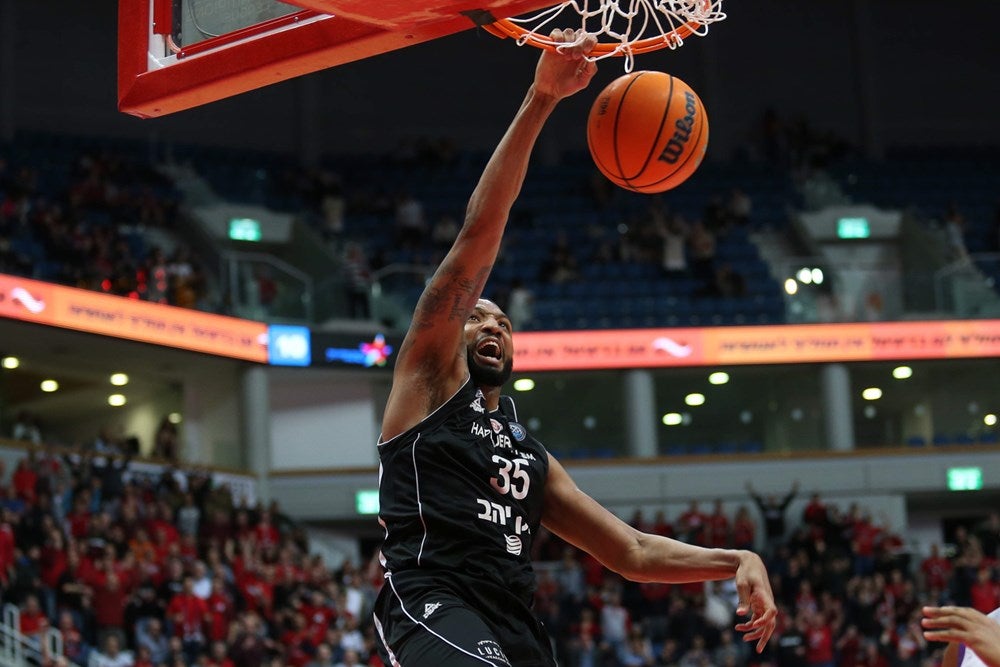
[475, 339, 503, 364]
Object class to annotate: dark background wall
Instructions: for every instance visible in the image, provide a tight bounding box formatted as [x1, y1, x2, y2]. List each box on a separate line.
[3, 0, 998, 159]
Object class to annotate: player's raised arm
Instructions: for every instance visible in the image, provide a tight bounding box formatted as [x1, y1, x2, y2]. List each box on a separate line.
[380, 30, 597, 441]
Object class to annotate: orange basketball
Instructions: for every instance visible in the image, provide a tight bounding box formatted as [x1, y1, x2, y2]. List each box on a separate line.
[587, 71, 709, 193]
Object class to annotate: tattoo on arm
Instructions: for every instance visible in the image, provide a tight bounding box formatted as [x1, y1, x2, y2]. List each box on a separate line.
[448, 268, 491, 321]
[412, 265, 491, 331]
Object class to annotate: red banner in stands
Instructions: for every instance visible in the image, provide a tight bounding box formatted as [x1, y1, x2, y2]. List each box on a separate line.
[513, 320, 1000, 371]
[0, 274, 268, 362]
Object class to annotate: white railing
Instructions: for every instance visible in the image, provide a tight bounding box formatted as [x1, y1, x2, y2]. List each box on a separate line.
[0, 603, 70, 667]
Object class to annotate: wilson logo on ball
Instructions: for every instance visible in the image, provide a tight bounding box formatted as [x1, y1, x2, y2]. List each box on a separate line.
[659, 91, 698, 165]
[587, 71, 709, 194]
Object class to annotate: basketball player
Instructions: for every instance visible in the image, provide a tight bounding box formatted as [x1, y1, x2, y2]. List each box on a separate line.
[372, 29, 777, 667]
[923, 606, 1000, 667]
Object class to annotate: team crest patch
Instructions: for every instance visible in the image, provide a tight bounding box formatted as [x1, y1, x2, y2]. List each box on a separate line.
[508, 422, 526, 441]
[490, 418, 503, 433]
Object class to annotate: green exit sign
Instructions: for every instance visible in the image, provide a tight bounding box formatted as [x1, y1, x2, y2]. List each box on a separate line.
[229, 217, 262, 241]
[947, 467, 983, 491]
[355, 489, 380, 514]
[837, 217, 870, 239]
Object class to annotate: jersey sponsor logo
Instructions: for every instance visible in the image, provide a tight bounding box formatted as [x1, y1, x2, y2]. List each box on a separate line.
[504, 534, 523, 556]
[508, 422, 526, 441]
[423, 602, 441, 618]
[470, 422, 513, 450]
[490, 418, 503, 433]
[476, 640, 511, 666]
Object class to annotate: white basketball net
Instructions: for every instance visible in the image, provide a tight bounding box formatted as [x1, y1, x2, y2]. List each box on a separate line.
[496, 0, 726, 71]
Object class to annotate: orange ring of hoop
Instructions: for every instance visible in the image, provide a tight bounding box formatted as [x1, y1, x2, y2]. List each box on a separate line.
[482, 18, 700, 55]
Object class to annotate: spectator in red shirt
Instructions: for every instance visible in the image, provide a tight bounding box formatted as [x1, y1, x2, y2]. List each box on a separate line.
[254, 509, 281, 550]
[281, 612, 315, 667]
[970, 566, 1000, 614]
[40, 528, 68, 590]
[805, 610, 834, 667]
[0, 508, 16, 585]
[19, 594, 49, 644]
[166, 576, 209, 662]
[12, 455, 39, 505]
[677, 500, 708, 545]
[148, 502, 179, 550]
[274, 545, 305, 589]
[921, 543, 953, 592]
[205, 577, 235, 643]
[93, 571, 129, 635]
[650, 509, 674, 539]
[803, 493, 828, 532]
[706, 499, 731, 548]
[303, 589, 337, 641]
[66, 494, 92, 541]
[238, 562, 275, 619]
[851, 512, 882, 576]
[733, 505, 757, 551]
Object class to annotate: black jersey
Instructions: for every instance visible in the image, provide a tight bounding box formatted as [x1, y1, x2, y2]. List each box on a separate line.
[377, 377, 550, 606]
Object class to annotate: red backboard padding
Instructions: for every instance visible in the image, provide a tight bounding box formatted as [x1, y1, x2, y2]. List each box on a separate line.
[118, 0, 557, 117]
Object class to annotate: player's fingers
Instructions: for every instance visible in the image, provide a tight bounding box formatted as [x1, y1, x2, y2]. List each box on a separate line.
[735, 580, 751, 616]
[755, 605, 778, 626]
[756, 628, 774, 654]
[922, 605, 958, 618]
[923, 630, 963, 644]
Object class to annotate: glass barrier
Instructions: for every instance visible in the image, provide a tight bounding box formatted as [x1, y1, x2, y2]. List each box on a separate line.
[223, 252, 313, 323]
[369, 264, 434, 331]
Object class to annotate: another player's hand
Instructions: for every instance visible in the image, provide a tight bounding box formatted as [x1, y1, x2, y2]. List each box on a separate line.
[922, 606, 1000, 667]
[733, 551, 777, 653]
[533, 29, 597, 100]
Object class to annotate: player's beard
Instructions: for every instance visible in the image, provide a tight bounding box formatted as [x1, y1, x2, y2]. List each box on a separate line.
[467, 348, 513, 388]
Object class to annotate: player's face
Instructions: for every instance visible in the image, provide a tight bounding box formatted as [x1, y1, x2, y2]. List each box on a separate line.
[465, 299, 514, 388]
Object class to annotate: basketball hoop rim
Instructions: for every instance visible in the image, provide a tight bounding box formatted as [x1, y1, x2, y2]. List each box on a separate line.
[483, 18, 700, 56]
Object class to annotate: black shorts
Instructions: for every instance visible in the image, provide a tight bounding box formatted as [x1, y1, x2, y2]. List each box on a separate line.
[373, 571, 556, 667]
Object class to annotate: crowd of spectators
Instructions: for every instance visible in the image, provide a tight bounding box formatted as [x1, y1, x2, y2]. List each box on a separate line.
[1, 442, 998, 667]
[0, 446, 381, 667]
[9, 415, 180, 465]
[528, 491, 999, 667]
[0, 148, 210, 310]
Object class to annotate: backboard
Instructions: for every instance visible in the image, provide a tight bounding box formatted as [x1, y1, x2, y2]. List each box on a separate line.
[118, 0, 560, 118]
